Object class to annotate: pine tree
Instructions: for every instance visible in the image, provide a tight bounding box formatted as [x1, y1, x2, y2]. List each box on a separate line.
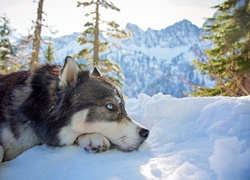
[44, 38, 55, 64]
[16, 30, 34, 69]
[77, 0, 131, 86]
[30, 0, 44, 71]
[0, 16, 17, 74]
[192, 0, 250, 96]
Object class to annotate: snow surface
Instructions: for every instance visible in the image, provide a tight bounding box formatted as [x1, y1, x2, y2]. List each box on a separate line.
[0, 93, 250, 180]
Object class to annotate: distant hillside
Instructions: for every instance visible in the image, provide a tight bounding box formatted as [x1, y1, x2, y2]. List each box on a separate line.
[47, 19, 211, 98]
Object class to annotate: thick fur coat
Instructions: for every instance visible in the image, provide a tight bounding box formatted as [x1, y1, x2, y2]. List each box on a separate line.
[0, 57, 149, 162]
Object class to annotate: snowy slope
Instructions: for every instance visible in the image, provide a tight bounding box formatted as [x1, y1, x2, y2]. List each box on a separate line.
[1, 94, 250, 180]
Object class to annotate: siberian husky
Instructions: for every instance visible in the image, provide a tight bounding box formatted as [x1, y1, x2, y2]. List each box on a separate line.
[0, 56, 149, 162]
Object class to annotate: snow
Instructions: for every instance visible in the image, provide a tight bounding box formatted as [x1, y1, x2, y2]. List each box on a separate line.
[0, 93, 250, 180]
[0, 47, 11, 52]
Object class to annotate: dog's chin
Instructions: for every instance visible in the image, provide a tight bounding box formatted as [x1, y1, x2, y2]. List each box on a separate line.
[116, 146, 139, 152]
[110, 139, 144, 152]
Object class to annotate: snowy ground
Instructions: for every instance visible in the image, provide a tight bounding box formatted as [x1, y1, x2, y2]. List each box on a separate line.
[0, 93, 250, 180]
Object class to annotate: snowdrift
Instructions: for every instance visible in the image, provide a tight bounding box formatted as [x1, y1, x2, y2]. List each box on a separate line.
[0, 93, 250, 180]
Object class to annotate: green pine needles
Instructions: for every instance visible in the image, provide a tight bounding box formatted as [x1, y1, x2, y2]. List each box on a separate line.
[76, 0, 131, 86]
[192, 0, 250, 96]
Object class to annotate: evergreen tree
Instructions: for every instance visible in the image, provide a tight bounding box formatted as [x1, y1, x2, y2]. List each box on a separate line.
[16, 30, 34, 69]
[77, 0, 131, 86]
[192, 0, 250, 96]
[0, 16, 17, 74]
[44, 38, 55, 64]
[30, 0, 44, 71]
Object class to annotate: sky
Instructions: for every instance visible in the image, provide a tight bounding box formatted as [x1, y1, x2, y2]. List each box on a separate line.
[1, 0, 224, 37]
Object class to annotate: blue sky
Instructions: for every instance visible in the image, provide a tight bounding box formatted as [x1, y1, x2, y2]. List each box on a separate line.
[1, 0, 224, 37]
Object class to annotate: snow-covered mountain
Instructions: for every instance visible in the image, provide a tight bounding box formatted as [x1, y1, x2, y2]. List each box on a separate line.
[49, 19, 209, 98]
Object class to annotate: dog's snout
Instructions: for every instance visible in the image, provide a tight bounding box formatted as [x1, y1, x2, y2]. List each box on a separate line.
[139, 128, 149, 139]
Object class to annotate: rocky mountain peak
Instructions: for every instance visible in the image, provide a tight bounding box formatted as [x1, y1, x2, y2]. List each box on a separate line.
[48, 20, 210, 98]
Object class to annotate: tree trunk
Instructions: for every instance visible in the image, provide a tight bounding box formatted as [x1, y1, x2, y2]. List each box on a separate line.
[30, 0, 44, 71]
[93, 0, 99, 67]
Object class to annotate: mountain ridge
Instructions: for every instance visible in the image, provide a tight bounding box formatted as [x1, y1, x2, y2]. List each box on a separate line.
[48, 19, 209, 98]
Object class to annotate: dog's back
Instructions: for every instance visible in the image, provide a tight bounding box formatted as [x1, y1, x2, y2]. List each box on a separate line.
[0, 71, 30, 117]
[0, 65, 61, 161]
[0, 71, 32, 161]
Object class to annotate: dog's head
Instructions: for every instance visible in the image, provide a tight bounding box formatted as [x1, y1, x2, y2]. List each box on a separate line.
[58, 56, 149, 151]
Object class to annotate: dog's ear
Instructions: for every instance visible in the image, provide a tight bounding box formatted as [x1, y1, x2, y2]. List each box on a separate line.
[59, 56, 82, 88]
[91, 67, 102, 77]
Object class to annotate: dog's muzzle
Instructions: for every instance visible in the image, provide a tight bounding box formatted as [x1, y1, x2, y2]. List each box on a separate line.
[139, 128, 150, 139]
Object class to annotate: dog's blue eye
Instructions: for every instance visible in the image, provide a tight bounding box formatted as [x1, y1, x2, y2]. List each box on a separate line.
[106, 103, 114, 110]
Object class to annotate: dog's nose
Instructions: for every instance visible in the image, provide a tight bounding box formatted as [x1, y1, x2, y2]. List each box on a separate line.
[139, 128, 149, 139]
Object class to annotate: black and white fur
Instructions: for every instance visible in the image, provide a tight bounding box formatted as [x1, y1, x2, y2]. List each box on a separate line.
[0, 56, 149, 162]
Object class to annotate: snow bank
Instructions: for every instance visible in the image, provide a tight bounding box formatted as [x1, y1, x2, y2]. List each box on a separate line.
[0, 93, 250, 180]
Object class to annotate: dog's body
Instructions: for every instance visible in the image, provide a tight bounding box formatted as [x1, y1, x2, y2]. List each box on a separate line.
[0, 56, 149, 162]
